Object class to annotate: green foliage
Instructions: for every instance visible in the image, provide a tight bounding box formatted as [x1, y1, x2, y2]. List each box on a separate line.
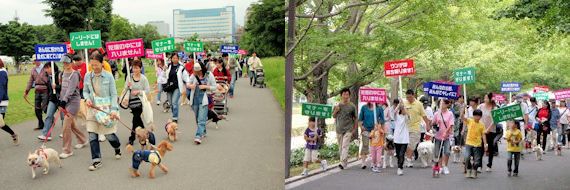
[240, 0, 285, 57]
[109, 15, 134, 41]
[89, 0, 113, 42]
[132, 24, 162, 49]
[32, 24, 66, 43]
[495, 0, 570, 35]
[0, 21, 37, 64]
[262, 57, 285, 109]
[43, 0, 111, 40]
[289, 143, 359, 167]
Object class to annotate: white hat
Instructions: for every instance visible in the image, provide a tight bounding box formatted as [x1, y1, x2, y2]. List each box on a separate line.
[32, 54, 37, 61]
[193, 63, 202, 71]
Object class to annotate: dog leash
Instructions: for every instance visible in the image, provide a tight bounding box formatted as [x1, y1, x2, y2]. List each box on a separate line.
[86, 104, 135, 133]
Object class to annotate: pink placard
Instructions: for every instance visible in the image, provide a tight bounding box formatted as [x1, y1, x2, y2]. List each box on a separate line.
[105, 38, 144, 60]
[359, 87, 387, 103]
[238, 49, 248, 55]
[555, 89, 570, 100]
[384, 59, 415, 77]
[145, 49, 164, 59]
[493, 94, 506, 102]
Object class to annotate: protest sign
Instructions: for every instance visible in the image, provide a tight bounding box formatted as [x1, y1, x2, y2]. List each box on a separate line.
[105, 38, 144, 60]
[152, 38, 175, 54]
[423, 81, 460, 99]
[301, 103, 333, 118]
[492, 104, 523, 123]
[34, 44, 67, 62]
[69, 30, 102, 50]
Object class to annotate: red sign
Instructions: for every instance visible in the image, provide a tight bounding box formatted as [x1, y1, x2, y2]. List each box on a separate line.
[64, 42, 74, 54]
[384, 59, 415, 77]
[359, 87, 387, 103]
[554, 89, 570, 100]
[145, 49, 164, 59]
[493, 94, 506, 102]
[105, 38, 144, 60]
[533, 86, 549, 93]
[238, 49, 248, 55]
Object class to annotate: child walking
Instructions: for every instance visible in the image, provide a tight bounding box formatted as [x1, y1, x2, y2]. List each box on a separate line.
[461, 108, 487, 178]
[369, 123, 385, 173]
[393, 99, 409, 176]
[301, 117, 328, 176]
[506, 120, 523, 177]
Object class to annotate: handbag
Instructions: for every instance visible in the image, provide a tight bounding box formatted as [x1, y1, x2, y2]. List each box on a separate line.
[90, 73, 115, 128]
[140, 91, 154, 128]
[162, 65, 179, 92]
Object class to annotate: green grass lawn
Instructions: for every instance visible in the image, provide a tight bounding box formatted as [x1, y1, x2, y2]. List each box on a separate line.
[261, 57, 285, 109]
[4, 57, 284, 125]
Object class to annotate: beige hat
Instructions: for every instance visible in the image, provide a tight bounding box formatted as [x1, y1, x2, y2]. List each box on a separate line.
[193, 63, 202, 71]
[32, 54, 37, 61]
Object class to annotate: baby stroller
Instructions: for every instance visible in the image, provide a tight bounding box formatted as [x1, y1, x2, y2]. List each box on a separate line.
[254, 68, 266, 88]
[212, 80, 229, 115]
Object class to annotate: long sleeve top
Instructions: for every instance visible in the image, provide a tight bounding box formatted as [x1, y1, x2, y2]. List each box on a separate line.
[185, 72, 217, 106]
[0, 68, 8, 102]
[83, 71, 119, 113]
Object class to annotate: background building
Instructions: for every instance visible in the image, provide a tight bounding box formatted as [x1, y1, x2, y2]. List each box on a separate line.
[173, 6, 236, 43]
[147, 21, 170, 37]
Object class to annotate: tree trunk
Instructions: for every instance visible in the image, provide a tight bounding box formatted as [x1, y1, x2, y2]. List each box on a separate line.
[313, 62, 329, 146]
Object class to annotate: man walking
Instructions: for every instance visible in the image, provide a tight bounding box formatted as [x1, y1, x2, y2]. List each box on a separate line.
[333, 89, 357, 169]
[24, 54, 49, 131]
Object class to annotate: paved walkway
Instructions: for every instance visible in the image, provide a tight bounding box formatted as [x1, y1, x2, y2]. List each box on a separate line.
[0, 78, 284, 190]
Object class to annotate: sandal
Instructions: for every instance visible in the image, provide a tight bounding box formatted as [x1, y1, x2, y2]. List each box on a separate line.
[11, 134, 19, 145]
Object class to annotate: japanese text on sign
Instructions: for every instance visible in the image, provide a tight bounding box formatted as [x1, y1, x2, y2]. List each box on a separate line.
[555, 89, 570, 100]
[145, 49, 164, 59]
[34, 44, 67, 62]
[301, 103, 333, 118]
[492, 104, 523, 123]
[69, 30, 102, 50]
[152, 38, 175, 54]
[423, 82, 460, 100]
[105, 38, 144, 60]
[359, 88, 387, 103]
[184, 42, 204, 53]
[220, 45, 239, 54]
[453, 67, 476, 84]
[500, 82, 521, 92]
[384, 59, 415, 77]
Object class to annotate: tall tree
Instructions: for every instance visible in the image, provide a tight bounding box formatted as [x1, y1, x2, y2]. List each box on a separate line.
[33, 24, 66, 44]
[44, 0, 111, 41]
[0, 21, 38, 73]
[494, 0, 570, 35]
[132, 24, 162, 49]
[109, 15, 134, 41]
[89, 0, 113, 42]
[240, 0, 285, 57]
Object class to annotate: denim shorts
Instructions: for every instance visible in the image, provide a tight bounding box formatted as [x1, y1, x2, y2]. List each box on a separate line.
[434, 138, 451, 157]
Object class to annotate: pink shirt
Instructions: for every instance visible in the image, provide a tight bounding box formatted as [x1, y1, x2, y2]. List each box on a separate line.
[433, 109, 454, 140]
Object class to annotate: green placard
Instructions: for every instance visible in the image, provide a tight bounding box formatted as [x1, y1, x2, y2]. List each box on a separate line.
[492, 104, 523, 123]
[69, 30, 101, 50]
[453, 67, 476, 85]
[533, 92, 549, 101]
[301, 103, 333, 118]
[184, 41, 204, 53]
[152, 38, 175, 54]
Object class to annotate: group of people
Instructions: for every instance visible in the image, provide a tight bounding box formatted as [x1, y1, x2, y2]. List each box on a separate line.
[0, 48, 264, 172]
[301, 88, 569, 178]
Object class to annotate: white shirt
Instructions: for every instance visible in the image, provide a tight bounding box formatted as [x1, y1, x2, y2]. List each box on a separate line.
[421, 106, 434, 133]
[247, 57, 262, 71]
[527, 104, 538, 124]
[559, 107, 570, 124]
[394, 114, 410, 144]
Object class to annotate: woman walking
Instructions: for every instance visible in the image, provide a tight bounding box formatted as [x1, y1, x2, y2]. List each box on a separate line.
[59, 58, 87, 159]
[126, 60, 150, 146]
[83, 54, 122, 171]
[186, 62, 216, 144]
[162, 53, 184, 123]
[0, 59, 18, 144]
[479, 93, 497, 172]
[536, 100, 551, 151]
[155, 59, 167, 105]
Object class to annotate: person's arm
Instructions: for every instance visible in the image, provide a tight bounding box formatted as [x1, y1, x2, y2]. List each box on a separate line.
[109, 74, 119, 113]
[24, 70, 35, 95]
[332, 104, 340, 118]
[482, 128, 488, 151]
[447, 115, 455, 136]
[143, 76, 150, 95]
[61, 73, 79, 103]
[206, 73, 217, 92]
[378, 107, 386, 125]
[83, 73, 93, 102]
[186, 74, 197, 90]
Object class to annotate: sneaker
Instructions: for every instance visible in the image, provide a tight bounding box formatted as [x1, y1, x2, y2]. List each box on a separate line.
[194, 138, 202, 144]
[361, 164, 367, 170]
[465, 170, 470, 178]
[301, 169, 308, 176]
[59, 152, 73, 159]
[74, 142, 88, 149]
[11, 134, 19, 145]
[99, 134, 106, 142]
[469, 170, 475, 178]
[473, 170, 478, 178]
[59, 134, 63, 138]
[443, 167, 450, 175]
[156, 101, 160, 105]
[320, 160, 328, 171]
[115, 149, 121, 159]
[371, 167, 379, 173]
[507, 171, 512, 177]
[397, 168, 403, 176]
[88, 162, 102, 171]
[513, 173, 518, 177]
[339, 164, 344, 170]
[37, 135, 52, 141]
[486, 167, 492, 172]
[477, 167, 482, 173]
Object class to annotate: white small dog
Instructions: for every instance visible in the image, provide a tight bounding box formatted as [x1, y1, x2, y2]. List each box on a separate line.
[27, 147, 62, 179]
[534, 146, 543, 160]
[417, 141, 434, 167]
[451, 145, 462, 163]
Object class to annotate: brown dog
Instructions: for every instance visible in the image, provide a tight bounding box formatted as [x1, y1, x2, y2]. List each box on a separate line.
[165, 120, 178, 142]
[129, 140, 173, 179]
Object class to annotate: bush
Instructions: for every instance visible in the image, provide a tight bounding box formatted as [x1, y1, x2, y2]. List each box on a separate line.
[289, 142, 360, 167]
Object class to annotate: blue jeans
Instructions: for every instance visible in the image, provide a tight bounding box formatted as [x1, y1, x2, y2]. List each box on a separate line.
[229, 71, 237, 96]
[41, 101, 58, 137]
[89, 132, 121, 162]
[559, 124, 567, 145]
[191, 104, 208, 139]
[463, 145, 482, 170]
[167, 90, 180, 121]
[156, 84, 163, 103]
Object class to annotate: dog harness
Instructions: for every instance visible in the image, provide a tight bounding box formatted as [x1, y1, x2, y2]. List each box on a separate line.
[132, 150, 162, 170]
[31, 149, 49, 169]
[164, 121, 173, 133]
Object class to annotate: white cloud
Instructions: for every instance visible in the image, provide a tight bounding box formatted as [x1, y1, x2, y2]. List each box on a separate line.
[0, 0, 259, 27]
